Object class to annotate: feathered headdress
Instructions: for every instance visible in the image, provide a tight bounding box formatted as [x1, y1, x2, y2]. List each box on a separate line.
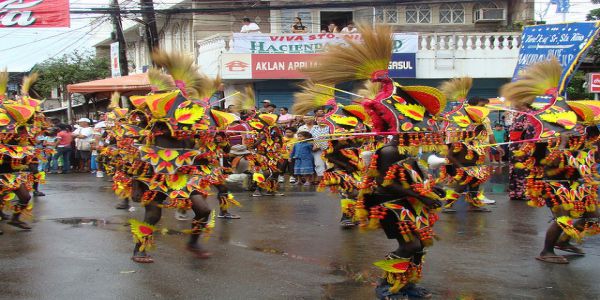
[439, 77, 472, 102]
[355, 80, 381, 101]
[148, 67, 175, 92]
[0, 68, 7, 101]
[151, 50, 219, 101]
[231, 85, 256, 112]
[20, 73, 38, 97]
[500, 58, 562, 108]
[302, 24, 393, 83]
[292, 81, 336, 115]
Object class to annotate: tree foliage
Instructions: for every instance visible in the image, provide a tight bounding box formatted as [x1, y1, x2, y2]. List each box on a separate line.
[585, 8, 600, 65]
[32, 51, 109, 98]
[566, 71, 592, 100]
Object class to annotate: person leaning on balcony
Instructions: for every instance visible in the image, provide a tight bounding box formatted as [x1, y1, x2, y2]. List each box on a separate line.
[291, 17, 306, 33]
[340, 21, 358, 33]
[240, 17, 261, 33]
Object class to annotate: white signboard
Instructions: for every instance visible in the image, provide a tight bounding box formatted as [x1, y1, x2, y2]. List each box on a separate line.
[232, 33, 418, 54]
[221, 53, 252, 79]
[110, 42, 120, 78]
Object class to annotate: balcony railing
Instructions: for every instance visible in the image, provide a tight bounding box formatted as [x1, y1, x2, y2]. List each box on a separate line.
[419, 32, 521, 51]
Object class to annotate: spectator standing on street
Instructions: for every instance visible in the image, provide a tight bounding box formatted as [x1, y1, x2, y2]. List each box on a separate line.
[265, 103, 276, 114]
[53, 124, 73, 174]
[298, 113, 330, 184]
[291, 131, 314, 185]
[277, 107, 294, 127]
[259, 99, 271, 113]
[291, 17, 306, 33]
[240, 17, 261, 33]
[73, 118, 94, 173]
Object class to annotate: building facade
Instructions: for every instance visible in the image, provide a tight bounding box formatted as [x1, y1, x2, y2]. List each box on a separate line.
[94, 0, 534, 112]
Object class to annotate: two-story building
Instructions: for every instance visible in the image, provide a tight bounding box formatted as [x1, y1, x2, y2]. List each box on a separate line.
[94, 0, 535, 111]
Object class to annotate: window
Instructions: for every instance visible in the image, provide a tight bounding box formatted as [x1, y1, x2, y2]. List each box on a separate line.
[280, 10, 311, 33]
[405, 5, 431, 24]
[439, 4, 464, 24]
[375, 7, 398, 24]
[181, 20, 190, 52]
[474, 1, 499, 10]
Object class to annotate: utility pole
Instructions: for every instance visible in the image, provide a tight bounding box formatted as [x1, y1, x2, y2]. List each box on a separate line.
[140, 0, 159, 54]
[110, 0, 128, 76]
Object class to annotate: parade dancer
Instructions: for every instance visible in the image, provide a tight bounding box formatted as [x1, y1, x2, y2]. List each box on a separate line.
[124, 51, 238, 262]
[293, 82, 369, 228]
[501, 58, 600, 264]
[232, 88, 285, 196]
[0, 72, 48, 232]
[436, 77, 494, 213]
[303, 24, 447, 299]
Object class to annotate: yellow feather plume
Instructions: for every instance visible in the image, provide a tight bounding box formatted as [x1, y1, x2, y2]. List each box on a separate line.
[500, 58, 562, 108]
[302, 24, 393, 84]
[439, 77, 472, 102]
[0, 68, 7, 98]
[148, 68, 175, 91]
[231, 85, 256, 112]
[355, 80, 382, 101]
[151, 50, 218, 100]
[108, 92, 121, 109]
[292, 81, 335, 115]
[21, 72, 38, 96]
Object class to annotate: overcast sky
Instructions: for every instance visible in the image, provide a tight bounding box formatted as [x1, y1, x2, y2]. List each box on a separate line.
[0, 0, 599, 72]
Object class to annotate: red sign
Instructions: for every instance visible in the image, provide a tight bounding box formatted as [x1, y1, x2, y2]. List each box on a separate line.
[0, 0, 70, 28]
[251, 54, 318, 79]
[589, 73, 600, 93]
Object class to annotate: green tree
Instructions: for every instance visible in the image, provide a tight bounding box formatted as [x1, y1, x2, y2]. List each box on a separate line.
[566, 71, 592, 100]
[585, 8, 600, 65]
[32, 50, 109, 99]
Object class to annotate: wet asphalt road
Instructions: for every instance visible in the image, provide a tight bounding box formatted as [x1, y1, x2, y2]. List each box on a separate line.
[1, 165, 600, 300]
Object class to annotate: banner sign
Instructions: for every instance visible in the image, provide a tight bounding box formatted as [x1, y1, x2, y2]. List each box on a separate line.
[221, 53, 252, 79]
[110, 42, 120, 78]
[551, 0, 570, 13]
[232, 33, 418, 54]
[0, 0, 70, 28]
[588, 73, 600, 93]
[388, 53, 416, 78]
[512, 22, 600, 92]
[252, 54, 316, 79]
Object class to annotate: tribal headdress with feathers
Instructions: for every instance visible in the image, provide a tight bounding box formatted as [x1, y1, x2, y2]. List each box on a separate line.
[439, 77, 490, 142]
[131, 50, 236, 138]
[500, 58, 600, 139]
[302, 24, 446, 151]
[0, 68, 7, 102]
[293, 81, 368, 135]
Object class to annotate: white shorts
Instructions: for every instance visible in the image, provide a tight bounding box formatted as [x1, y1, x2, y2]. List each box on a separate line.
[313, 150, 326, 176]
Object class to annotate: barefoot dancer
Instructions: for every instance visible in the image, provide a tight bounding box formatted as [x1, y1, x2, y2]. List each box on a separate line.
[0, 72, 48, 232]
[303, 24, 447, 299]
[126, 51, 238, 263]
[437, 77, 494, 213]
[501, 59, 600, 264]
[292, 82, 369, 228]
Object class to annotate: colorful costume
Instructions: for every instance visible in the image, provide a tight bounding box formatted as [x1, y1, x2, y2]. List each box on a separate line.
[302, 25, 447, 299]
[437, 77, 492, 208]
[0, 72, 49, 229]
[501, 59, 600, 254]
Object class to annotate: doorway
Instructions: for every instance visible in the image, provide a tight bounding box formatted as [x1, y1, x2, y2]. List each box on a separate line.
[320, 11, 353, 32]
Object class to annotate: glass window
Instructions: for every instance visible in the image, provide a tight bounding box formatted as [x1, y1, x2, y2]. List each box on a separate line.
[384, 8, 398, 23]
[405, 5, 431, 24]
[439, 3, 464, 24]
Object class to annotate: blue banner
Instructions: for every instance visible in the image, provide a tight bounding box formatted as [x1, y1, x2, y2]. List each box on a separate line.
[512, 22, 600, 92]
[388, 53, 416, 78]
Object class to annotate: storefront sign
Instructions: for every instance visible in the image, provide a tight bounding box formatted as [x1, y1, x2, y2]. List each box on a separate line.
[221, 53, 252, 79]
[0, 0, 70, 28]
[251, 54, 316, 79]
[388, 53, 416, 78]
[232, 33, 418, 54]
[512, 22, 600, 92]
[588, 73, 600, 93]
